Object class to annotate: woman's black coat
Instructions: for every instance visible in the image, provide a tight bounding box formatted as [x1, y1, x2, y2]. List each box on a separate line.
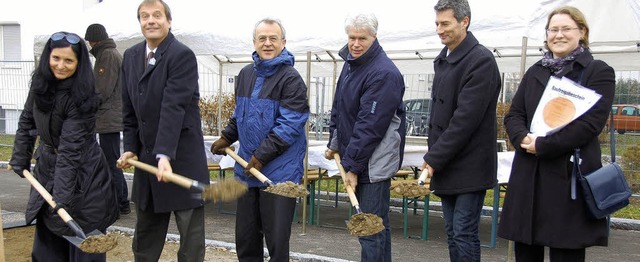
[10, 82, 118, 236]
[498, 50, 614, 248]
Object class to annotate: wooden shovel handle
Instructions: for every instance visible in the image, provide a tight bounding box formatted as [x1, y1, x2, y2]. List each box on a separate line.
[224, 147, 272, 184]
[123, 159, 195, 190]
[22, 170, 74, 224]
[333, 153, 360, 208]
[417, 169, 429, 185]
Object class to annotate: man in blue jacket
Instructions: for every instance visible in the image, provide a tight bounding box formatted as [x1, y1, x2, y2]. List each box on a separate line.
[210, 17, 309, 261]
[423, 0, 501, 261]
[324, 13, 406, 262]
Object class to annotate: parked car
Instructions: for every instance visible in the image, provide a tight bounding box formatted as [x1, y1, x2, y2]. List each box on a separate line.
[404, 98, 432, 136]
[610, 104, 640, 134]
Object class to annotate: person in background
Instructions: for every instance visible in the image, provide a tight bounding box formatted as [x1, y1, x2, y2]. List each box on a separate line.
[9, 31, 118, 261]
[210, 17, 309, 262]
[323, 13, 406, 262]
[85, 23, 130, 215]
[422, 0, 501, 261]
[498, 6, 614, 261]
[116, 0, 208, 261]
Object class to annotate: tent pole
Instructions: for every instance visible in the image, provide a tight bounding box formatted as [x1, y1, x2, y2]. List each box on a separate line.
[302, 51, 312, 235]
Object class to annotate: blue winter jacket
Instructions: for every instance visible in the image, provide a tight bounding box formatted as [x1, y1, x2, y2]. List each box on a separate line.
[222, 48, 309, 187]
[328, 39, 406, 183]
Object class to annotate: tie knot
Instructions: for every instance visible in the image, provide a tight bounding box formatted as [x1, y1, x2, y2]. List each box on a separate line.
[147, 51, 154, 60]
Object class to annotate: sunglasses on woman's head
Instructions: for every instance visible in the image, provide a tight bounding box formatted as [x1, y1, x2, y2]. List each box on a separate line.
[50, 32, 81, 44]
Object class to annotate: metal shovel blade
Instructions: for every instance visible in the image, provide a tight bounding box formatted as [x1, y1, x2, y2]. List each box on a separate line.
[64, 229, 117, 254]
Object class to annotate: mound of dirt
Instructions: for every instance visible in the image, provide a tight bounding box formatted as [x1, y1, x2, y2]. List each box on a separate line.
[3, 226, 239, 261]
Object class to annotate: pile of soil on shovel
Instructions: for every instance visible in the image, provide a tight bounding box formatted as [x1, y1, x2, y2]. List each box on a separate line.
[346, 213, 384, 236]
[390, 182, 430, 198]
[79, 233, 119, 253]
[265, 181, 309, 198]
[203, 179, 248, 202]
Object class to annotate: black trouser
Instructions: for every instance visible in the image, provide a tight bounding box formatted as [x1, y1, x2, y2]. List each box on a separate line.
[514, 242, 586, 262]
[235, 187, 296, 262]
[99, 132, 129, 210]
[32, 212, 106, 262]
[132, 205, 205, 262]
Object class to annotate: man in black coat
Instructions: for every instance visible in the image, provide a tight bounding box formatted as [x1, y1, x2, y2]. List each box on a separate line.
[116, 0, 208, 261]
[422, 1, 501, 261]
[85, 23, 130, 215]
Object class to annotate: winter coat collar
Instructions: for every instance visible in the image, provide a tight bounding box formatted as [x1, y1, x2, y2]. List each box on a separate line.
[252, 48, 295, 78]
[434, 31, 480, 64]
[89, 38, 117, 57]
[338, 38, 382, 66]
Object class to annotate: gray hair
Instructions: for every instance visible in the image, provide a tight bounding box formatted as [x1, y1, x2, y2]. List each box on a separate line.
[344, 13, 378, 36]
[253, 18, 286, 40]
[434, 0, 471, 29]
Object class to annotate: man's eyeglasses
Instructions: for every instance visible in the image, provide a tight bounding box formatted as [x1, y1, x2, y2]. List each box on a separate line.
[546, 27, 580, 35]
[50, 32, 82, 44]
[256, 36, 281, 43]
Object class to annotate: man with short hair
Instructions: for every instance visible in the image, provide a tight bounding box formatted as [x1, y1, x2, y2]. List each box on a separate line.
[210, 17, 309, 261]
[422, 0, 502, 261]
[324, 13, 406, 262]
[117, 0, 208, 261]
[85, 23, 130, 215]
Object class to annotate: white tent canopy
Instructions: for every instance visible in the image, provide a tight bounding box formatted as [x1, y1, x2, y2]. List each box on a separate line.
[31, 0, 640, 76]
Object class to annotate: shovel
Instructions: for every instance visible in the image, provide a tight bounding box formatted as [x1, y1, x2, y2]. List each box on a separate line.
[333, 153, 384, 236]
[390, 169, 431, 198]
[224, 147, 309, 198]
[17, 168, 117, 253]
[118, 158, 247, 202]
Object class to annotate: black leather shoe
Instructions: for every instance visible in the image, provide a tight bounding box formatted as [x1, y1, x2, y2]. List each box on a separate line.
[120, 205, 131, 215]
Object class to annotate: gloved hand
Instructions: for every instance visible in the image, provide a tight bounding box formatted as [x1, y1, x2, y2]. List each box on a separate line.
[210, 137, 231, 155]
[244, 156, 264, 174]
[11, 165, 27, 178]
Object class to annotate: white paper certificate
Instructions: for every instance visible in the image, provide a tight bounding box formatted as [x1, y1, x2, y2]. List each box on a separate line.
[530, 76, 602, 136]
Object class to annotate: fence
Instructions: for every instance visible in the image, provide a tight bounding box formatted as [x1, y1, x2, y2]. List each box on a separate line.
[1, 60, 639, 189]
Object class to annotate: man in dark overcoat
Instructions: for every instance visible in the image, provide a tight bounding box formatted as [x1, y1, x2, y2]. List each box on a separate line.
[422, 1, 502, 261]
[116, 0, 208, 261]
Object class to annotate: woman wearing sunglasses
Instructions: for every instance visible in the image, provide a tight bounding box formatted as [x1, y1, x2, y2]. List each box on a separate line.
[9, 31, 118, 261]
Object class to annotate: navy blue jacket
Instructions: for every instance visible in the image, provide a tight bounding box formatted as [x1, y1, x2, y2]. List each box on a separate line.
[222, 49, 309, 187]
[328, 39, 406, 183]
[424, 32, 501, 195]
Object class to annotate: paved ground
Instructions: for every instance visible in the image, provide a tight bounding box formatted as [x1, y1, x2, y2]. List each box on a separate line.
[2, 166, 640, 261]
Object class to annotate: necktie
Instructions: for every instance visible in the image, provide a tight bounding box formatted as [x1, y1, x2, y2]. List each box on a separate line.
[146, 51, 154, 68]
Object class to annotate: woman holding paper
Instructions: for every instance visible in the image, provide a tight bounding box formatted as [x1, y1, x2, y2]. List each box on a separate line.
[498, 6, 615, 262]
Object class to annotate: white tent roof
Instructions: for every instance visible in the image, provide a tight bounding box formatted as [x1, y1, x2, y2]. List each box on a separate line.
[31, 0, 640, 75]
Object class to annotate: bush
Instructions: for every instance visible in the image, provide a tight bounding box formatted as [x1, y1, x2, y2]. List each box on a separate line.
[621, 145, 640, 193]
[199, 94, 235, 136]
[497, 102, 512, 150]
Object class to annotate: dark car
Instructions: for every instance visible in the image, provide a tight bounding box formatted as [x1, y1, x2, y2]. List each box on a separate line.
[404, 98, 431, 136]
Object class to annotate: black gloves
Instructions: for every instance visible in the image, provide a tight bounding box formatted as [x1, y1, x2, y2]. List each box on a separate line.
[210, 137, 231, 155]
[244, 156, 264, 174]
[11, 165, 27, 178]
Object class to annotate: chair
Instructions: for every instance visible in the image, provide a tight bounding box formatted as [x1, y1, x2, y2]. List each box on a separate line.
[297, 169, 323, 224]
[208, 164, 236, 215]
[395, 168, 430, 240]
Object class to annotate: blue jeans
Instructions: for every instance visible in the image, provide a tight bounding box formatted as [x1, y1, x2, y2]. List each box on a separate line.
[440, 190, 486, 262]
[355, 179, 391, 262]
[99, 132, 129, 209]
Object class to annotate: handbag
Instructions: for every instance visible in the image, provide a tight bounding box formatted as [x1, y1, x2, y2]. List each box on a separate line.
[571, 114, 632, 219]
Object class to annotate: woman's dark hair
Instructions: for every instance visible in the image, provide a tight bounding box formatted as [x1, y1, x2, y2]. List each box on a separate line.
[30, 32, 98, 114]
